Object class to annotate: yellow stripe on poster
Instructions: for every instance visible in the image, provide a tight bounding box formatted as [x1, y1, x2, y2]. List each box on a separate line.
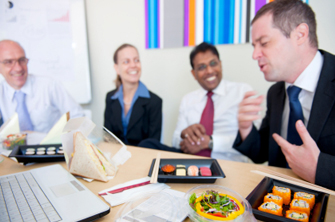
[189, 0, 196, 46]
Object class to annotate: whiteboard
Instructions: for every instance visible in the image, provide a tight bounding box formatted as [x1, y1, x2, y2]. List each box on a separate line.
[0, 0, 91, 104]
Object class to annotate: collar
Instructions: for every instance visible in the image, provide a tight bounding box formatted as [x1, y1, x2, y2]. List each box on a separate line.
[4, 74, 33, 102]
[111, 81, 150, 100]
[285, 51, 323, 92]
[199, 79, 226, 98]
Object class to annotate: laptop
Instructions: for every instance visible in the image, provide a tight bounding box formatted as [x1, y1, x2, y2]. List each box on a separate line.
[0, 164, 110, 222]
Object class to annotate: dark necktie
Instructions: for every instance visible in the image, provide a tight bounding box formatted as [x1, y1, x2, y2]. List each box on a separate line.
[287, 86, 304, 146]
[195, 91, 214, 157]
[15, 91, 34, 131]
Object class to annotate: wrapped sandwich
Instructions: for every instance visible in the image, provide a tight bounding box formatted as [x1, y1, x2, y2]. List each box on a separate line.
[69, 132, 116, 182]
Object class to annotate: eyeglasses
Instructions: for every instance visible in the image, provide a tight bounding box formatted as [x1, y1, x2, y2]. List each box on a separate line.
[195, 60, 219, 71]
[0, 57, 29, 68]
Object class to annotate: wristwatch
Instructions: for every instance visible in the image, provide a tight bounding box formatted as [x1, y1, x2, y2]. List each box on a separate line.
[208, 136, 213, 150]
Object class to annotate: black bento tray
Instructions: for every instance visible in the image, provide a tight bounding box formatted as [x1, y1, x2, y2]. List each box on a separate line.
[246, 177, 329, 222]
[9, 144, 65, 165]
[148, 158, 225, 183]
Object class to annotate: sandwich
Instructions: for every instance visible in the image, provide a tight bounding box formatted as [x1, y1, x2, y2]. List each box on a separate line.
[69, 132, 116, 182]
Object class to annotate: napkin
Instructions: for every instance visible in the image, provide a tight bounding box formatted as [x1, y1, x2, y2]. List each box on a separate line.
[40, 112, 69, 145]
[0, 113, 20, 139]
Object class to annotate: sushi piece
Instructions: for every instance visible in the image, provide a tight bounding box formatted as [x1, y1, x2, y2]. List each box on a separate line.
[25, 151, 35, 155]
[176, 165, 186, 176]
[161, 164, 176, 174]
[290, 199, 310, 216]
[36, 150, 45, 155]
[187, 165, 199, 176]
[258, 202, 283, 216]
[264, 193, 283, 206]
[286, 210, 309, 221]
[294, 192, 315, 210]
[37, 147, 46, 151]
[199, 167, 212, 176]
[57, 150, 64, 154]
[47, 150, 56, 155]
[47, 147, 56, 151]
[26, 148, 35, 152]
[272, 186, 291, 205]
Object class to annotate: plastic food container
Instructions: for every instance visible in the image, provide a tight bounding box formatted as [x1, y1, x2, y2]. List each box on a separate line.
[185, 185, 257, 222]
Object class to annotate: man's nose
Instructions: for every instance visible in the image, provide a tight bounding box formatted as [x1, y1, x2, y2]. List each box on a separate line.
[12, 60, 24, 71]
[252, 46, 262, 60]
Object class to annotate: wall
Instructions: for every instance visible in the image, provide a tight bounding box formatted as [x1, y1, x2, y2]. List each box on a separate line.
[82, 0, 335, 146]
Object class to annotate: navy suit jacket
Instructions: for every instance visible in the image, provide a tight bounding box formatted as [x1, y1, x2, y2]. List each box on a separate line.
[234, 50, 335, 190]
[104, 89, 162, 146]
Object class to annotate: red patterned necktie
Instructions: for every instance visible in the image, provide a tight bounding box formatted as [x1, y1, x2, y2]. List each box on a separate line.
[195, 91, 214, 157]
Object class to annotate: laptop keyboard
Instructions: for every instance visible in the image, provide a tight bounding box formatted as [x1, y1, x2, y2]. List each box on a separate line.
[0, 172, 61, 222]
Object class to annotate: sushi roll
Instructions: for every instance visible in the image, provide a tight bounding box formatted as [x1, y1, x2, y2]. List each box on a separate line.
[272, 186, 291, 205]
[294, 192, 315, 210]
[286, 210, 309, 221]
[258, 202, 283, 216]
[176, 165, 186, 176]
[290, 199, 310, 216]
[199, 167, 212, 176]
[187, 165, 199, 176]
[264, 193, 283, 206]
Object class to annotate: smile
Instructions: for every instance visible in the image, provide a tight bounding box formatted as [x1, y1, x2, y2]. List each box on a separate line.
[128, 71, 138, 75]
[206, 76, 216, 82]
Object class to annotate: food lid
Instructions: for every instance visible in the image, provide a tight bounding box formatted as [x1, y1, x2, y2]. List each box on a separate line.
[115, 189, 185, 222]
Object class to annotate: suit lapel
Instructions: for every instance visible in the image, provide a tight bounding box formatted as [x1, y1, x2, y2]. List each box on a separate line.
[269, 82, 286, 166]
[307, 51, 335, 142]
[111, 99, 124, 133]
[127, 97, 149, 132]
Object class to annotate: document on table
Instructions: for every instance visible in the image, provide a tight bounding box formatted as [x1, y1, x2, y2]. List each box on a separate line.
[117, 189, 188, 222]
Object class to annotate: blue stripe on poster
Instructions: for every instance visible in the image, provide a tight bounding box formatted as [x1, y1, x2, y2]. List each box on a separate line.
[148, 0, 158, 48]
[239, 0, 242, 43]
[213, 0, 224, 44]
[228, 0, 235, 43]
[222, 0, 230, 43]
[204, 0, 213, 44]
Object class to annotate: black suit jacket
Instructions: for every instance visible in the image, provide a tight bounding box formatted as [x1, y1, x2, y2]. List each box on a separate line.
[104, 89, 162, 146]
[234, 50, 335, 190]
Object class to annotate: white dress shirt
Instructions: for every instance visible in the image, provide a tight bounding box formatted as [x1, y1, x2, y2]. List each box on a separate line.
[0, 74, 84, 133]
[281, 51, 323, 139]
[172, 79, 253, 162]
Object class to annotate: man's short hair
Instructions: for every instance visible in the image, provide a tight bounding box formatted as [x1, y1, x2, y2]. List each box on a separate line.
[190, 42, 220, 69]
[252, 0, 318, 48]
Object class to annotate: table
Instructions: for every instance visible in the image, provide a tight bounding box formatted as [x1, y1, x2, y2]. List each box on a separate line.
[1, 145, 334, 221]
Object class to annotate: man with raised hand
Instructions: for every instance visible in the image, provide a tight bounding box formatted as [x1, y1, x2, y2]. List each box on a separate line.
[233, 0, 335, 190]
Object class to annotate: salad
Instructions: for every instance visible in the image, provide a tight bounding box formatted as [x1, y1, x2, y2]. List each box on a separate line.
[189, 190, 245, 221]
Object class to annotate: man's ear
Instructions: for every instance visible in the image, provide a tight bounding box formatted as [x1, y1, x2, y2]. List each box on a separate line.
[295, 23, 309, 45]
[191, 69, 197, 80]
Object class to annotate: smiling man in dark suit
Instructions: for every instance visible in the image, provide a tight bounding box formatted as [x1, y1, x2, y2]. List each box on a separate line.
[233, 0, 335, 190]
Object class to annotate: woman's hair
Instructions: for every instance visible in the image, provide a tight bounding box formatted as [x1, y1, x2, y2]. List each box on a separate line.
[113, 43, 138, 89]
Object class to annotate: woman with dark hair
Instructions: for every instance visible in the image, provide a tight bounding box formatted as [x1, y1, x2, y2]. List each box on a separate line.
[104, 44, 162, 146]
